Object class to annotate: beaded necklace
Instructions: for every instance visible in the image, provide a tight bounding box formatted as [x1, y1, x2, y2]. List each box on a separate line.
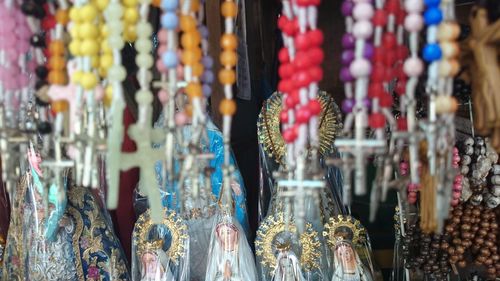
[103, 0, 127, 208]
[218, 0, 238, 209]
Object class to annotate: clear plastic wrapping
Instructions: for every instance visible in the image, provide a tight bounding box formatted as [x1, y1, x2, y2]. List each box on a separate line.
[255, 212, 329, 281]
[132, 209, 190, 281]
[3, 168, 130, 280]
[323, 215, 376, 281]
[204, 211, 258, 281]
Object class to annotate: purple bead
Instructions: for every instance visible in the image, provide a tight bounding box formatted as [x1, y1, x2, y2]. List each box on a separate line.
[342, 33, 355, 49]
[362, 97, 372, 108]
[341, 1, 354, 16]
[199, 25, 209, 39]
[340, 66, 354, 82]
[341, 50, 355, 65]
[202, 70, 214, 83]
[342, 99, 355, 113]
[202, 56, 214, 68]
[202, 84, 212, 97]
[364, 42, 374, 59]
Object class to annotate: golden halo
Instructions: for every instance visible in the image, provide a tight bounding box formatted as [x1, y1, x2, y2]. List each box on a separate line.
[133, 209, 189, 264]
[323, 215, 366, 249]
[257, 91, 343, 166]
[255, 212, 321, 273]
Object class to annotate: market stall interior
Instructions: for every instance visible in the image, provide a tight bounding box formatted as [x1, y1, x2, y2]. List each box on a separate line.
[0, 0, 499, 280]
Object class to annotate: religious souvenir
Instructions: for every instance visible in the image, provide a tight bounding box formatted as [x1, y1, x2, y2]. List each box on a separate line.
[255, 212, 325, 281]
[461, 0, 500, 150]
[271, 243, 306, 281]
[323, 215, 375, 281]
[3, 168, 130, 280]
[132, 209, 189, 281]
[205, 212, 257, 281]
[257, 91, 344, 222]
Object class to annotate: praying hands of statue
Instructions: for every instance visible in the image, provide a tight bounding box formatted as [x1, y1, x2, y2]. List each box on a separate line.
[223, 260, 232, 280]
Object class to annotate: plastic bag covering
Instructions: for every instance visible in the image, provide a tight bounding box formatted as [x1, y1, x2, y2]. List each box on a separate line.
[257, 91, 345, 224]
[205, 212, 257, 281]
[27, 147, 67, 241]
[132, 209, 189, 281]
[255, 212, 328, 281]
[151, 116, 250, 236]
[2, 171, 131, 280]
[323, 215, 376, 281]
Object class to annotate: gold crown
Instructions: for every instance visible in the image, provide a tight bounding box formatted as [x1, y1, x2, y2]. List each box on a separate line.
[276, 241, 292, 251]
[137, 239, 163, 257]
[133, 210, 189, 265]
[323, 215, 366, 249]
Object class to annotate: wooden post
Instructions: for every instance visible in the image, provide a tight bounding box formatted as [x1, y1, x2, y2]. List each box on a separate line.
[206, 0, 223, 127]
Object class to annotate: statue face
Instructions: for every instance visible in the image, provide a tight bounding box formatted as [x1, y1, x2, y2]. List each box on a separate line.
[141, 251, 163, 278]
[335, 243, 357, 272]
[216, 223, 238, 252]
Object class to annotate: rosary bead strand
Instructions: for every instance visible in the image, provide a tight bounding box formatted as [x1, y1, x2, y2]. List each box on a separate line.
[218, 0, 238, 209]
[103, 0, 127, 208]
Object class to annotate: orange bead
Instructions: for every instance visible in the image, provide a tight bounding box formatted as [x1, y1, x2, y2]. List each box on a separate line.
[219, 98, 236, 116]
[184, 104, 193, 117]
[151, 0, 161, 7]
[218, 69, 236, 85]
[181, 49, 202, 65]
[185, 82, 202, 99]
[220, 50, 237, 67]
[51, 100, 69, 113]
[192, 62, 204, 76]
[55, 9, 69, 25]
[48, 56, 66, 71]
[221, 1, 237, 18]
[49, 40, 65, 56]
[180, 15, 197, 32]
[48, 71, 67, 85]
[191, 0, 200, 12]
[181, 31, 201, 49]
[220, 33, 237, 50]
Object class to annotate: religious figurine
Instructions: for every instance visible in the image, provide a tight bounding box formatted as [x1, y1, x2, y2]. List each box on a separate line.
[462, 0, 500, 150]
[137, 239, 174, 281]
[3, 164, 130, 280]
[271, 243, 305, 281]
[205, 214, 257, 281]
[138, 115, 249, 281]
[257, 91, 344, 223]
[255, 212, 324, 281]
[324, 216, 376, 281]
[132, 209, 189, 281]
[331, 241, 373, 281]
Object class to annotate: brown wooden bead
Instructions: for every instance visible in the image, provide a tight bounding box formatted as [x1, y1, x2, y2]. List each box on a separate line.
[475, 238, 485, 245]
[480, 248, 491, 256]
[456, 246, 465, 255]
[457, 260, 467, 268]
[487, 266, 496, 275]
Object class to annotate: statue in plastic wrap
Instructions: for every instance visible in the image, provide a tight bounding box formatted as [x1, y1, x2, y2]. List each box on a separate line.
[255, 212, 326, 281]
[132, 209, 189, 281]
[204, 213, 257, 281]
[134, 116, 250, 280]
[2, 159, 130, 280]
[324, 215, 375, 281]
[257, 91, 345, 223]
